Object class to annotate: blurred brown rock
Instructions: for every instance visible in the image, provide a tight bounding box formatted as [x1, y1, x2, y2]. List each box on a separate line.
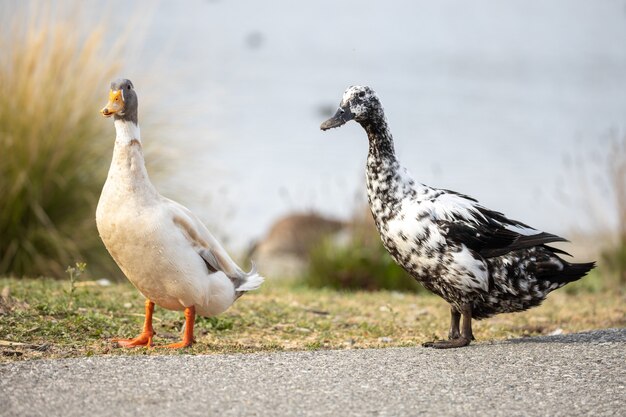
[249, 212, 347, 278]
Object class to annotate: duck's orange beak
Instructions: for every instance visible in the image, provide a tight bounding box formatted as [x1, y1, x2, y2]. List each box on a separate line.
[100, 89, 124, 117]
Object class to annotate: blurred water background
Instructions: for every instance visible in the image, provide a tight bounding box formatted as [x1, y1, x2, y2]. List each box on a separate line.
[8, 0, 626, 253]
[93, 0, 626, 251]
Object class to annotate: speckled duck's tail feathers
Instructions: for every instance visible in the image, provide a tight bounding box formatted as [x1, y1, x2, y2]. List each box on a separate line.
[534, 259, 596, 286]
[556, 261, 596, 285]
[235, 263, 264, 292]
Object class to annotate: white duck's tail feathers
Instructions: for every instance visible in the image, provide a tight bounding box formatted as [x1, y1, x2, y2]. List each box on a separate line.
[236, 273, 264, 292]
[235, 263, 264, 292]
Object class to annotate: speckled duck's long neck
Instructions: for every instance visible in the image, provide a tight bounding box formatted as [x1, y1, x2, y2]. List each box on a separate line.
[106, 119, 157, 199]
[362, 111, 420, 228]
[363, 113, 396, 161]
[363, 112, 400, 203]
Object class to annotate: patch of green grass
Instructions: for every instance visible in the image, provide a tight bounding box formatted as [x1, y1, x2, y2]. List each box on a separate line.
[305, 212, 425, 293]
[306, 237, 423, 292]
[0, 277, 624, 361]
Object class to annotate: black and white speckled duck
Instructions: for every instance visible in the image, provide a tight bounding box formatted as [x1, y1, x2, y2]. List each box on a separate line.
[320, 85, 595, 349]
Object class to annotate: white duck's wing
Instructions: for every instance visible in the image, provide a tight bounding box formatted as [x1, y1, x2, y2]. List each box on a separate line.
[164, 197, 248, 279]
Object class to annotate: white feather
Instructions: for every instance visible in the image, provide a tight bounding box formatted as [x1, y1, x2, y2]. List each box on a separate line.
[236, 264, 265, 291]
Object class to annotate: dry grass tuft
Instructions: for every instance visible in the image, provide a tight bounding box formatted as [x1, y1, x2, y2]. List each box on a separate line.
[0, 4, 125, 277]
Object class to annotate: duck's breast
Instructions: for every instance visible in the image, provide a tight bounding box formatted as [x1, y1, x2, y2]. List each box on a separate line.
[383, 199, 490, 295]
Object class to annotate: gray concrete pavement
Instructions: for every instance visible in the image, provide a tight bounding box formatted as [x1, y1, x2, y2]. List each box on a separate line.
[1, 328, 625, 417]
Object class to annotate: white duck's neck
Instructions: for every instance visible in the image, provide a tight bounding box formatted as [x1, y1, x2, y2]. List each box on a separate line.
[115, 119, 141, 145]
[106, 120, 157, 198]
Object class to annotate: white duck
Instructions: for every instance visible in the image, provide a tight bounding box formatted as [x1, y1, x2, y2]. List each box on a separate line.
[96, 79, 263, 348]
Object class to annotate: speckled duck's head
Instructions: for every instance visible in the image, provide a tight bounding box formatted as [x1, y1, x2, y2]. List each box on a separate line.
[320, 85, 383, 131]
[100, 79, 138, 124]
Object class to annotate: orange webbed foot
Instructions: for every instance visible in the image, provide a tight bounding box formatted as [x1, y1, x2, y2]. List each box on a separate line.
[160, 339, 193, 349]
[112, 332, 155, 348]
[157, 305, 195, 349]
[113, 300, 156, 348]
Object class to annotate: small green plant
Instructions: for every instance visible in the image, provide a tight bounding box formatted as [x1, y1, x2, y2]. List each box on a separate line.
[65, 262, 87, 306]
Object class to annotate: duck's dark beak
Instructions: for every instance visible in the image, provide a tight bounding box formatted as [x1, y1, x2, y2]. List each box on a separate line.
[320, 106, 354, 131]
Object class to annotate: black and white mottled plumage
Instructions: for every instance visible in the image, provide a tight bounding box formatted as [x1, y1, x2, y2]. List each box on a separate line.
[321, 85, 595, 349]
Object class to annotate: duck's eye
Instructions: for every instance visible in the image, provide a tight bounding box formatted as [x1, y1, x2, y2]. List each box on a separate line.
[127, 85, 131, 90]
[358, 91, 366, 98]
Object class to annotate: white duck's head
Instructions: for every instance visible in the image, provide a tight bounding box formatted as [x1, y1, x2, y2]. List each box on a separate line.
[101, 78, 138, 124]
[320, 85, 383, 130]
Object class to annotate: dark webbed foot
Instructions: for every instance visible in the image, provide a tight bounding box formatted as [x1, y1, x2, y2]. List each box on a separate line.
[425, 303, 474, 349]
[423, 337, 470, 349]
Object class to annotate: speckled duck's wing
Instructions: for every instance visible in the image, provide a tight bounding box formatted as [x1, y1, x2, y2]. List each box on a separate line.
[432, 190, 567, 259]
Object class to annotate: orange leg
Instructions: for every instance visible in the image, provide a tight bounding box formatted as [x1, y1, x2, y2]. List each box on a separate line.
[112, 299, 155, 348]
[162, 305, 195, 349]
